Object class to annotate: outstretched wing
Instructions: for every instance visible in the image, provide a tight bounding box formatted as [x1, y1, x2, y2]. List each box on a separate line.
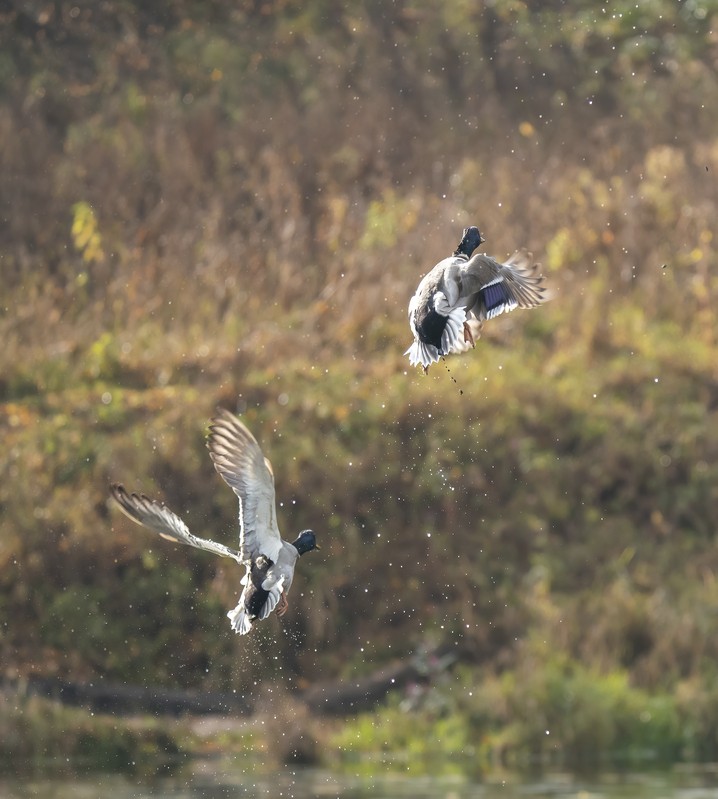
[109, 484, 243, 562]
[460, 251, 546, 319]
[206, 409, 282, 564]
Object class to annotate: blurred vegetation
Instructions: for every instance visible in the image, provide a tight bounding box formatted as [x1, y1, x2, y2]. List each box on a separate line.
[0, 691, 184, 775]
[1, 0, 718, 767]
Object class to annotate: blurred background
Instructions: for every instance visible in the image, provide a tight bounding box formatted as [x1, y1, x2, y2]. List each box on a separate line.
[2, 0, 718, 783]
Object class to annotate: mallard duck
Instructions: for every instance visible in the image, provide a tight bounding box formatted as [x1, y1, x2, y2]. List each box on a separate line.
[405, 226, 546, 373]
[110, 408, 319, 635]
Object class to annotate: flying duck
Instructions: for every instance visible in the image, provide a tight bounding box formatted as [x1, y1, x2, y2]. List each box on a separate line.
[110, 408, 319, 635]
[405, 226, 547, 373]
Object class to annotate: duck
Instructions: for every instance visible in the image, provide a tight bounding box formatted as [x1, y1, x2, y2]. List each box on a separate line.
[405, 226, 547, 373]
[110, 408, 319, 635]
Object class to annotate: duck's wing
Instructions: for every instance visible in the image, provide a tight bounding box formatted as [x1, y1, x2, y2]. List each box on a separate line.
[460, 251, 546, 320]
[207, 409, 282, 564]
[109, 484, 243, 562]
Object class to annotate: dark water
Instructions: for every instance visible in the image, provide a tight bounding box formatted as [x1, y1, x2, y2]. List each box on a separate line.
[4, 760, 718, 799]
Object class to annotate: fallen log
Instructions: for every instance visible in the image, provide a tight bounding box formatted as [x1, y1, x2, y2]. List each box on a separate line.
[3, 675, 253, 717]
[3, 645, 458, 718]
[302, 660, 424, 716]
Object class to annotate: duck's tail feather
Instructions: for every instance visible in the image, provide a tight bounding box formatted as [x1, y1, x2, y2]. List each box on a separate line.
[227, 602, 253, 635]
[404, 339, 441, 371]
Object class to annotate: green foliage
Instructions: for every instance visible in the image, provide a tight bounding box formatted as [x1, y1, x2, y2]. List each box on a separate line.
[85, 332, 122, 382]
[0, 694, 184, 775]
[334, 657, 685, 770]
[331, 693, 479, 776]
[71, 202, 104, 264]
[496, 654, 684, 765]
[360, 190, 420, 251]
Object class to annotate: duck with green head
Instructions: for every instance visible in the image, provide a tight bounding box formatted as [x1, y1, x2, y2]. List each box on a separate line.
[110, 408, 319, 635]
[406, 226, 547, 373]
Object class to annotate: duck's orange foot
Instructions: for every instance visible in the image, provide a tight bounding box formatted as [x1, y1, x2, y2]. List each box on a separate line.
[276, 591, 289, 617]
[463, 321, 476, 348]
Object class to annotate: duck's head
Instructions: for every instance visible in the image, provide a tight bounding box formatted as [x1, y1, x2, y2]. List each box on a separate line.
[292, 529, 320, 555]
[454, 226, 485, 258]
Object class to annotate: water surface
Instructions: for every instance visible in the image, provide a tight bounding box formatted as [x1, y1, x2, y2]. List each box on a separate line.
[4, 760, 718, 799]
